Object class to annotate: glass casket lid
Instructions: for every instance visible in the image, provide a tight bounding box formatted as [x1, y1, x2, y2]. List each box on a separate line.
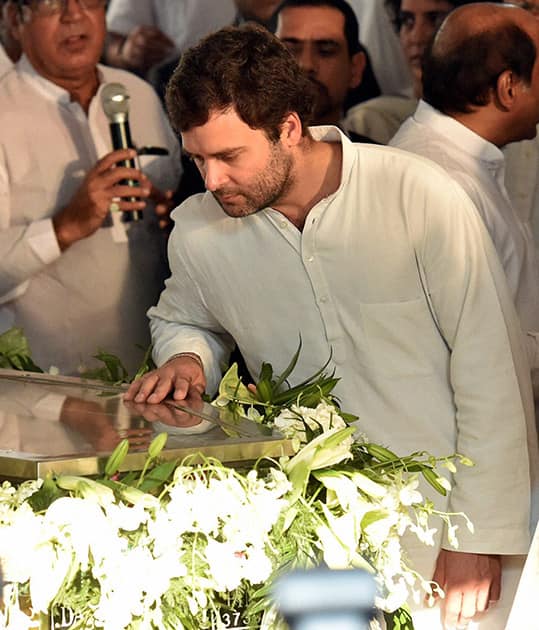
[0, 369, 294, 480]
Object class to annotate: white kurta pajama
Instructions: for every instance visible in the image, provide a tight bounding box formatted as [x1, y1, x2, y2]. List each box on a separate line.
[0, 56, 182, 375]
[391, 100, 539, 367]
[150, 126, 534, 628]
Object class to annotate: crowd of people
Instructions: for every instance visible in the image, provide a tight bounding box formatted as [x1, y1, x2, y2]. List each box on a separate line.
[1, 0, 539, 628]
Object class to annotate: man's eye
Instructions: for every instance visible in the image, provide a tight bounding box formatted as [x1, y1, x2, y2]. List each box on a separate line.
[399, 13, 415, 30]
[283, 42, 302, 56]
[317, 45, 339, 57]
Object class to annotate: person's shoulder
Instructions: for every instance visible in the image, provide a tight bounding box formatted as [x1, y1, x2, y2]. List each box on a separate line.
[171, 192, 222, 224]
[343, 96, 418, 145]
[0, 66, 35, 115]
[99, 65, 159, 98]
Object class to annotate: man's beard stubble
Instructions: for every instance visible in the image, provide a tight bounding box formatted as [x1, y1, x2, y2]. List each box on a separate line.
[212, 141, 295, 218]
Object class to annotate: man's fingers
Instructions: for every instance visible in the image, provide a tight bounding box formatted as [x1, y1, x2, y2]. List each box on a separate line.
[95, 149, 138, 173]
[443, 588, 463, 629]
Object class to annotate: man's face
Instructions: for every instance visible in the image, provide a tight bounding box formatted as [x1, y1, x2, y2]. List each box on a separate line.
[276, 5, 364, 125]
[512, 15, 539, 140]
[399, 0, 454, 93]
[181, 108, 295, 218]
[17, 0, 105, 84]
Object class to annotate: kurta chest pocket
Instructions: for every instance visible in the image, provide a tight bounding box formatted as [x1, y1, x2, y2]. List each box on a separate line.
[359, 297, 444, 377]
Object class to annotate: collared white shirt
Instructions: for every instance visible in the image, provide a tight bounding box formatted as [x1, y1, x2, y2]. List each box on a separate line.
[106, 0, 236, 58]
[0, 56, 182, 374]
[391, 100, 539, 367]
[150, 126, 534, 577]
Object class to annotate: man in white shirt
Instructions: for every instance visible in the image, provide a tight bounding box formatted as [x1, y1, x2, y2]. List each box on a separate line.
[391, 3, 539, 370]
[0, 0, 182, 374]
[126, 23, 535, 629]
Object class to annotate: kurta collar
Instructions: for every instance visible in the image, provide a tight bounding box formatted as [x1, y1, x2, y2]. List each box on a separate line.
[414, 99, 504, 168]
[16, 54, 105, 109]
[309, 124, 355, 199]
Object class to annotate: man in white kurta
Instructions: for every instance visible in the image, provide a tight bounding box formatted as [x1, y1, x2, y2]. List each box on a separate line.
[126, 24, 534, 629]
[391, 100, 539, 367]
[0, 1, 182, 375]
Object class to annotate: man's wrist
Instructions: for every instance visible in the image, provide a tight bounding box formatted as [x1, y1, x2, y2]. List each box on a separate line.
[164, 352, 204, 371]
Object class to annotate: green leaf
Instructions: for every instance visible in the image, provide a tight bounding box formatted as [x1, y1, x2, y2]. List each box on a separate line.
[218, 363, 259, 404]
[28, 473, 64, 512]
[0, 327, 43, 372]
[133, 344, 156, 381]
[360, 508, 390, 530]
[421, 467, 448, 496]
[384, 604, 415, 629]
[272, 337, 302, 392]
[148, 432, 168, 459]
[104, 438, 129, 477]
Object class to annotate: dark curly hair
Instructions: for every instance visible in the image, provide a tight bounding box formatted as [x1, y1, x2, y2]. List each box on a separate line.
[165, 23, 317, 141]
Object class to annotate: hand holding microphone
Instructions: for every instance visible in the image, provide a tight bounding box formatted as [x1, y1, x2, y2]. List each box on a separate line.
[101, 82, 142, 222]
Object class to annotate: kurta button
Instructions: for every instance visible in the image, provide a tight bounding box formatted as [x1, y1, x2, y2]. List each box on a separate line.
[307, 256, 314, 262]
[320, 296, 327, 303]
[280, 221, 287, 229]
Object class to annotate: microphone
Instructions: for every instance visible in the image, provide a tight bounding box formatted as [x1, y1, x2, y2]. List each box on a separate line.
[101, 82, 141, 221]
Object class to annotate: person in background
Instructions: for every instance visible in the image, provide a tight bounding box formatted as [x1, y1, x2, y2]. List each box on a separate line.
[0, 0, 182, 375]
[0, 0, 20, 73]
[391, 3, 539, 378]
[126, 23, 534, 629]
[103, 0, 236, 77]
[275, 0, 379, 134]
[343, 0, 485, 143]
[503, 0, 539, 249]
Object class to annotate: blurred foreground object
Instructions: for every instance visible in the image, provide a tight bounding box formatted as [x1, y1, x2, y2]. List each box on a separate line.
[274, 567, 376, 630]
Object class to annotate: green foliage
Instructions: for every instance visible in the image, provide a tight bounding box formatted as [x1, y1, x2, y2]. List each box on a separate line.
[0, 327, 43, 372]
[216, 340, 358, 424]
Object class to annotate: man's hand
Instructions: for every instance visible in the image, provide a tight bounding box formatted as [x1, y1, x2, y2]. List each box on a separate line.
[151, 185, 175, 231]
[53, 149, 151, 250]
[107, 27, 175, 74]
[432, 549, 501, 628]
[124, 355, 206, 404]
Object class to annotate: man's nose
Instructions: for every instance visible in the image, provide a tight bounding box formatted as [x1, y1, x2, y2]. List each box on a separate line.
[296, 45, 318, 75]
[203, 161, 227, 192]
[407, 18, 435, 46]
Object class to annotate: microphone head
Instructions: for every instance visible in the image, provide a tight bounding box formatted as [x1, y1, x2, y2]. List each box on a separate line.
[101, 82, 130, 123]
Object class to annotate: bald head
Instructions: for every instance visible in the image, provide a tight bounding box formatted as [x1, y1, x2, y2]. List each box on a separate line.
[422, 2, 538, 114]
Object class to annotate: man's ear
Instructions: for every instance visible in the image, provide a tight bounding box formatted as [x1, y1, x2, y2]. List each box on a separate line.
[279, 112, 303, 147]
[349, 50, 366, 90]
[495, 69, 523, 111]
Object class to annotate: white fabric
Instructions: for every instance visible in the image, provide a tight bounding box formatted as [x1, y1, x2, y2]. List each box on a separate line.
[504, 132, 539, 240]
[506, 520, 539, 629]
[152, 125, 532, 530]
[391, 101, 539, 370]
[150, 126, 534, 627]
[0, 56, 182, 375]
[347, 0, 413, 97]
[106, 0, 236, 57]
[0, 43, 12, 78]
[343, 95, 417, 144]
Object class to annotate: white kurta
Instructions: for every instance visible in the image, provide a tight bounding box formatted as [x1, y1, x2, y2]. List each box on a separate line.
[391, 101, 539, 369]
[151, 127, 533, 618]
[0, 57, 182, 375]
[106, 0, 236, 58]
[343, 95, 417, 145]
